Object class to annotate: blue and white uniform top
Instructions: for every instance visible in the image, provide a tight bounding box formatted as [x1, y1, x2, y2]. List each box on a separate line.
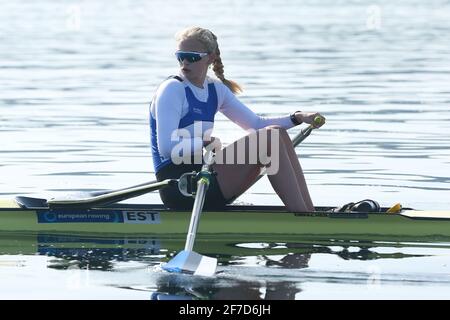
[150, 74, 295, 173]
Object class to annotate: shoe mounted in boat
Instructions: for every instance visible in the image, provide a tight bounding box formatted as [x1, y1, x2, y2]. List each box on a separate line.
[329, 199, 381, 213]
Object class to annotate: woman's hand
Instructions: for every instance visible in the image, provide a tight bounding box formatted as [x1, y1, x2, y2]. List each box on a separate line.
[295, 112, 326, 128]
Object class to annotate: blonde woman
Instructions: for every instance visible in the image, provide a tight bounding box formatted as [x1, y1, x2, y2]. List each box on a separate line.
[150, 27, 325, 212]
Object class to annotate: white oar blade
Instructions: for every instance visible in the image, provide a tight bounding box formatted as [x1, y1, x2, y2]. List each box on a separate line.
[162, 250, 217, 277]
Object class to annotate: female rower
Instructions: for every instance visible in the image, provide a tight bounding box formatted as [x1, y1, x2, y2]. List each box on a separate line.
[150, 27, 325, 212]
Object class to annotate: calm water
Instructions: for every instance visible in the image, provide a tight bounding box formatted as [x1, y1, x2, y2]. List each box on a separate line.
[1, 0, 450, 299]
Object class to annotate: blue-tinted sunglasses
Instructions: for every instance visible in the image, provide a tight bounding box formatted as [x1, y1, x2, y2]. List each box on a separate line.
[175, 51, 208, 63]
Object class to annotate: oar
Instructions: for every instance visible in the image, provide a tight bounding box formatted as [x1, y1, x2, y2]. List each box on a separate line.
[47, 179, 177, 209]
[162, 150, 217, 276]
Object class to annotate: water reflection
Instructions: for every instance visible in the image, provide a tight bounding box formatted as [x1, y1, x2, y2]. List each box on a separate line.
[37, 234, 162, 271]
[1, 231, 442, 300]
[0, 232, 433, 268]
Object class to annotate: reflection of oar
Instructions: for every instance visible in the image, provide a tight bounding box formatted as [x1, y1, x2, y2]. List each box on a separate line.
[162, 150, 217, 277]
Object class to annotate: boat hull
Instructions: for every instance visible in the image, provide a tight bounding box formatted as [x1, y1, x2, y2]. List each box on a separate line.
[1, 200, 450, 242]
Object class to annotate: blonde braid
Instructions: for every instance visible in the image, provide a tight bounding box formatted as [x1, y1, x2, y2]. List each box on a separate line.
[176, 27, 243, 95]
[212, 47, 242, 94]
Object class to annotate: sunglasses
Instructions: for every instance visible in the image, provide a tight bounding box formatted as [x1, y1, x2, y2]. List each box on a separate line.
[175, 51, 208, 63]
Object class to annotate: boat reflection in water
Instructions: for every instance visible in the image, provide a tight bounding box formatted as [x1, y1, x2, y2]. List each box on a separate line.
[0, 231, 431, 300]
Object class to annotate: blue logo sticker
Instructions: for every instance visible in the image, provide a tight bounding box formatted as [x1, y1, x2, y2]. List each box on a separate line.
[36, 210, 161, 224]
[36, 209, 125, 223]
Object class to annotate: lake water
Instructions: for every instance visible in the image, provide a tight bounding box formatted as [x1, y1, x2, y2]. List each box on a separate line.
[1, 0, 449, 300]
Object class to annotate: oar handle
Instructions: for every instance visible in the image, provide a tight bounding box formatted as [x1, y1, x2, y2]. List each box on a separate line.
[313, 115, 325, 127]
[292, 116, 325, 147]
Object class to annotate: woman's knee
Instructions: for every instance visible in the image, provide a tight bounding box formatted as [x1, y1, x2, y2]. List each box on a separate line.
[257, 126, 289, 148]
[261, 125, 284, 132]
[260, 125, 288, 139]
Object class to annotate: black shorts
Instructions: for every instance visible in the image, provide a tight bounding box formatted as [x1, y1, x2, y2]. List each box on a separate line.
[156, 162, 228, 210]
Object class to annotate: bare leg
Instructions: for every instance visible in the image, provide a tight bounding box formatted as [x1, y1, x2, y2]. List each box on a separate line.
[213, 126, 314, 212]
[266, 127, 314, 211]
